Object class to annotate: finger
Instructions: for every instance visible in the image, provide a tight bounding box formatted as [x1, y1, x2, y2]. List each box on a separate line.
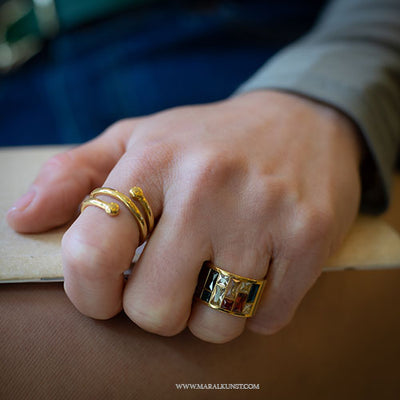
[123, 207, 211, 336]
[246, 213, 331, 335]
[62, 149, 164, 320]
[6, 120, 135, 233]
[188, 242, 270, 344]
[245, 258, 319, 335]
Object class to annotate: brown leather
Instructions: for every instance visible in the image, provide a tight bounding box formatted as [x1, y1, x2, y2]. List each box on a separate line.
[1, 269, 400, 399]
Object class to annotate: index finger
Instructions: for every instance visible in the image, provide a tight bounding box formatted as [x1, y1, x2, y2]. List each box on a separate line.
[62, 150, 163, 319]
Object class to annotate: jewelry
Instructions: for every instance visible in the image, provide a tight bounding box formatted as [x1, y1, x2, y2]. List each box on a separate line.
[194, 261, 266, 317]
[81, 186, 153, 244]
[129, 186, 154, 233]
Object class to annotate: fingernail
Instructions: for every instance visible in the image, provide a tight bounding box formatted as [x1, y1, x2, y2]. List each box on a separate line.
[9, 188, 36, 213]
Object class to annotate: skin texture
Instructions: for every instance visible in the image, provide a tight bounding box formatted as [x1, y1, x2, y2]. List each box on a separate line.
[7, 90, 362, 343]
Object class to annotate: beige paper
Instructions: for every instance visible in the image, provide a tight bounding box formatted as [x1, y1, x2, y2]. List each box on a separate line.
[1, 146, 400, 282]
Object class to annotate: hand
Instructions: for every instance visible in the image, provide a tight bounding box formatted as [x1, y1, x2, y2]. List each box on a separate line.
[7, 91, 362, 343]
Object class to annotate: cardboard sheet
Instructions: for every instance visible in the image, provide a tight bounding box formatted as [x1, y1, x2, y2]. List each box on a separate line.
[1, 146, 400, 282]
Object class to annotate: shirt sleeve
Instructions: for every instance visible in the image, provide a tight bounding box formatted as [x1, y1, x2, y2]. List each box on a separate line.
[235, 0, 400, 213]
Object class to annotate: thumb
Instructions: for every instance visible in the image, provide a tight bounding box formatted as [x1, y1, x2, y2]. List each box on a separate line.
[7, 120, 134, 233]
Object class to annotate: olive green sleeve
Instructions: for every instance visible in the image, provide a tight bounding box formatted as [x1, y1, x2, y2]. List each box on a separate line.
[235, 0, 400, 213]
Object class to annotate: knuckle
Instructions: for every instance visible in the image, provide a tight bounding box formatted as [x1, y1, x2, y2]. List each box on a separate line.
[135, 141, 175, 172]
[251, 177, 292, 215]
[39, 151, 76, 177]
[116, 142, 173, 204]
[122, 123, 177, 175]
[200, 148, 241, 184]
[123, 297, 187, 337]
[188, 321, 242, 344]
[241, 178, 298, 237]
[181, 148, 244, 200]
[62, 228, 117, 282]
[104, 118, 132, 137]
[291, 204, 335, 246]
[248, 292, 299, 336]
[248, 315, 292, 335]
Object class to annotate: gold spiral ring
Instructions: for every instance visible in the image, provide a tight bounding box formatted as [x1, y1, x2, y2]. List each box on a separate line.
[81, 186, 154, 244]
[129, 186, 154, 233]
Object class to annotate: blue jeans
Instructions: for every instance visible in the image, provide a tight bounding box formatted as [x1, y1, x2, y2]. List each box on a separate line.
[0, 0, 324, 146]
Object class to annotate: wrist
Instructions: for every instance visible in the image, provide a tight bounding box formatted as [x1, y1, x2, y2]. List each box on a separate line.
[232, 89, 364, 166]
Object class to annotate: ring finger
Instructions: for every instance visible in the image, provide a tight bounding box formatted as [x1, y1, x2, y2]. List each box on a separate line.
[188, 235, 270, 343]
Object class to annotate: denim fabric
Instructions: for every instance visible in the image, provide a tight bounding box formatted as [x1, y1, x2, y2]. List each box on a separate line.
[0, 0, 325, 146]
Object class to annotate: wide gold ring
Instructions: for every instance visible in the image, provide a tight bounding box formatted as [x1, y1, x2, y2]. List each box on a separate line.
[81, 186, 154, 245]
[194, 261, 266, 318]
